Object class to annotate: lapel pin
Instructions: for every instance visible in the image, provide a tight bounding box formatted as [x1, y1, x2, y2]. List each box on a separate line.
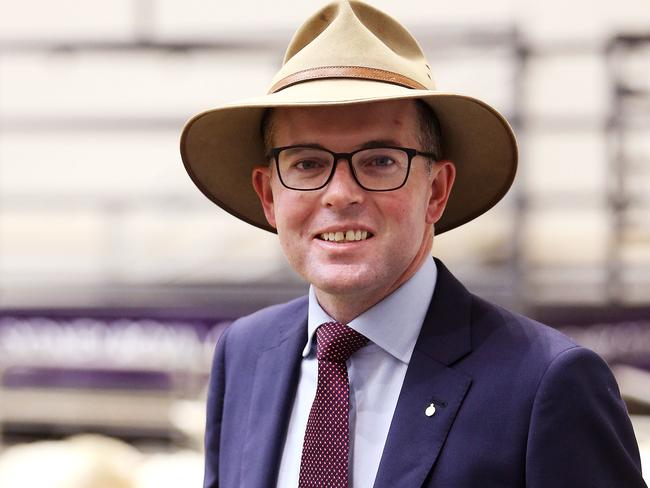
[425, 398, 446, 417]
[425, 403, 436, 417]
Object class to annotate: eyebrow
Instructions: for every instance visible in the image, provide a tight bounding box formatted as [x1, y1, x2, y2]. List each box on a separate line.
[359, 139, 403, 149]
[285, 139, 404, 151]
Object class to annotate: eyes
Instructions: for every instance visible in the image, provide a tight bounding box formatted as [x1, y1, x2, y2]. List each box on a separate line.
[293, 158, 328, 171]
[273, 146, 414, 191]
[291, 154, 397, 171]
[366, 155, 396, 168]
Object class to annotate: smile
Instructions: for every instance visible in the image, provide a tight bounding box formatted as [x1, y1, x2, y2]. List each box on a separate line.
[318, 230, 372, 242]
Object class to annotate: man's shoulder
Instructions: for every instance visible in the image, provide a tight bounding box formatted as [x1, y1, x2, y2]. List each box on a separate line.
[475, 294, 576, 342]
[433, 259, 580, 363]
[223, 294, 309, 346]
[468, 293, 583, 367]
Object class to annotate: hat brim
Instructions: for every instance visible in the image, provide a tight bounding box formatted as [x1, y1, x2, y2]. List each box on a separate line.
[180, 79, 517, 234]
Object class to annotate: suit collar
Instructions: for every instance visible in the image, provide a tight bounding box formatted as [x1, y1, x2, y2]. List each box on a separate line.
[305, 257, 438, 363]
[240, 261, 475, 487]
[259, 296, 309, 350]
[373, 258, 474, 487]
[415, 258, 473, 366]
[297, 257, 472, 366]
[240, 297, 308, 488]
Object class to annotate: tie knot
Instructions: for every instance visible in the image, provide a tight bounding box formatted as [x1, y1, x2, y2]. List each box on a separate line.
[316, 321, 368, 363]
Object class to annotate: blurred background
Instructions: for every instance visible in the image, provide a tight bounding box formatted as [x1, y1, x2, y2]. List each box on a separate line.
[0, 0, 649, 485]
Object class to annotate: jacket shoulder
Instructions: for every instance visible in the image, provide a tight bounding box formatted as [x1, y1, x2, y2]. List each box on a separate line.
[470, 294, 580, 363]
[222, 294, 308, 349]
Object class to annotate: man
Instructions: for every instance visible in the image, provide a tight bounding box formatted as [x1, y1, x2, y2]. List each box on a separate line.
[180, 1, 646, 487]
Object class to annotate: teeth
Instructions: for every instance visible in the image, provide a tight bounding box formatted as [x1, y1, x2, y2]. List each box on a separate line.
[319, 230, 371, 242]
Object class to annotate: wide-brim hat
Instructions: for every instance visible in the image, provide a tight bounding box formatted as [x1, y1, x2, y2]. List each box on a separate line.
[180, 0, 518, 234]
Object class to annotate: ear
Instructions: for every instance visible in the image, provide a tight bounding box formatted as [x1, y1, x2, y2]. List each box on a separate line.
[252, 166, 277, 229]
[426, 160, 456, 225]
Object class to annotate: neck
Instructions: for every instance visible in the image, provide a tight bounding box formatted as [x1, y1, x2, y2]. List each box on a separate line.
[315, 232, 434, 324]
[314, 289, 384, 325]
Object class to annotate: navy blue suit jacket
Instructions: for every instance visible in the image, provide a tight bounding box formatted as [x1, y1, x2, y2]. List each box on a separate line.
[204, 260, 645, 487]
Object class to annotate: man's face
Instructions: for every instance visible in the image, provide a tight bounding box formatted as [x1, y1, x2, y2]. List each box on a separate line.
[252, 100, 455, 311]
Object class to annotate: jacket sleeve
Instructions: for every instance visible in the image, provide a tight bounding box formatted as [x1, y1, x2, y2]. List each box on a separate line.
[203, 325, 231, 488]
[526, 346, 646, 488]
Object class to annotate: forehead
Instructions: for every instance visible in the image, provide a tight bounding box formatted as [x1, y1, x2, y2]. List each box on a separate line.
[269, 99, 421, 148]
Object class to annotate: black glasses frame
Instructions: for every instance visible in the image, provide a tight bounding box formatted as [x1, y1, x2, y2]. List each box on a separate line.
[270, 145, 438, 192]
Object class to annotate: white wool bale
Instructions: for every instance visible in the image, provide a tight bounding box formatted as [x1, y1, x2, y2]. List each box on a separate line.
[133, 450, 203, 488]
[0, 434, 141, 488]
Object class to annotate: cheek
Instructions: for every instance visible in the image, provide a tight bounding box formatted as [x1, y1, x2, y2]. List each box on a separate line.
[389, 193, 428, 224]
[272, 192, 314, 233]
[388, 195, 432, 243]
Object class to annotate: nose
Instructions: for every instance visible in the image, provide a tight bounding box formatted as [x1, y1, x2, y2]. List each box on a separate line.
[321, 158, 364, 208]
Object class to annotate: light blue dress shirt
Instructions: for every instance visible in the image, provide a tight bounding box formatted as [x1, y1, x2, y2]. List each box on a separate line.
[276, 258, 438, 488]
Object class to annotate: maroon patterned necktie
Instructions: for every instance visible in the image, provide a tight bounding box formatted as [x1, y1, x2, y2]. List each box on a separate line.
[298, 321, 369, 488]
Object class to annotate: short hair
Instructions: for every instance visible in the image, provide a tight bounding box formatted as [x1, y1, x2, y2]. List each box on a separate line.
[414, 99, 442, 162]
[261, 108, 276, 158]
[260, 99, 443, 162]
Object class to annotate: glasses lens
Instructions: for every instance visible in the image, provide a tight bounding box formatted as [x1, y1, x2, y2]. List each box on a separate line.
[351, 148, 409, 190]
[277, 147, 334, 189]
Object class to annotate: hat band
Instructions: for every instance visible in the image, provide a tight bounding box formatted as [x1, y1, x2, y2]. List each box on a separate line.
[269, 65, 427, 94]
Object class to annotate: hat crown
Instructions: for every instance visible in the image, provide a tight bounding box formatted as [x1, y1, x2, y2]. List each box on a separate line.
[181, 1, 518, 237]
[268, 1, 435, 92]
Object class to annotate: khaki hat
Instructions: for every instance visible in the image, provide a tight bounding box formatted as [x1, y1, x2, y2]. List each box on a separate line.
[180, 0, 517, 234]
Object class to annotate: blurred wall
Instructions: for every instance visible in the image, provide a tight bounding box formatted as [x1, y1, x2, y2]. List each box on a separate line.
[0, 0, 648, 310]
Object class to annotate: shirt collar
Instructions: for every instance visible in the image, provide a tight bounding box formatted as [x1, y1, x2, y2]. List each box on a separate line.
[305, 257, 437, 364]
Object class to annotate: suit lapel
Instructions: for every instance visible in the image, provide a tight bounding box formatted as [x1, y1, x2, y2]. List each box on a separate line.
[240, 302, 308, 488]
[373, 260, 474, 487]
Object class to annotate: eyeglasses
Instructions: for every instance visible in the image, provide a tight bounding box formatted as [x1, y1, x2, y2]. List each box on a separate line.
[270, 145, 437, 191]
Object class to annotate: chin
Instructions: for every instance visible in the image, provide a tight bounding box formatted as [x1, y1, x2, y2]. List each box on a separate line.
[308, 263, 383, 296]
